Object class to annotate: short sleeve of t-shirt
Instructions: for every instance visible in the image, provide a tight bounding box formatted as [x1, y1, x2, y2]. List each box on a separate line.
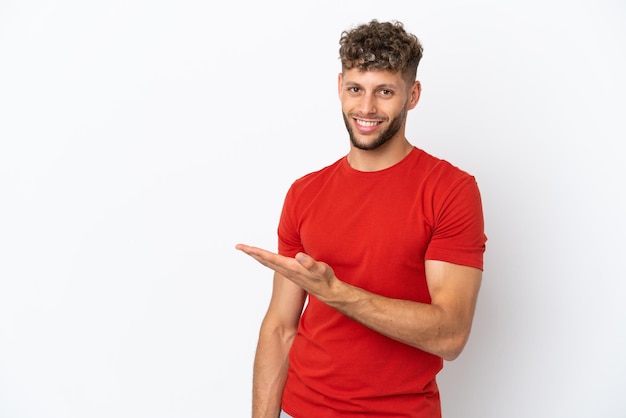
[424, 174, 486, 270]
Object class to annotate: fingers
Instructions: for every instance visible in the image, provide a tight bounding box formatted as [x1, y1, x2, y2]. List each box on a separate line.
[236, 244, 336, 299]
[236, 243, 295, 272]
[295, 252, 316, 270]
[236, 244, 323, 280]
[235, 244, 274, 262]
[235, 243, 262, 254]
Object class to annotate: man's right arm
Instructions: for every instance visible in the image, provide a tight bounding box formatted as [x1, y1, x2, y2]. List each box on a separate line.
[253, 272, 307, 418]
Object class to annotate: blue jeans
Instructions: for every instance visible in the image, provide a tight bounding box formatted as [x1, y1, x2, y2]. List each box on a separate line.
[279, 410, 293, 418]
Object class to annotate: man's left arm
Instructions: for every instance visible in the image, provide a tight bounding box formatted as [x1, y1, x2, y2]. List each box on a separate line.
[236, 244, 481, 361]
[322, 258, 481, 361]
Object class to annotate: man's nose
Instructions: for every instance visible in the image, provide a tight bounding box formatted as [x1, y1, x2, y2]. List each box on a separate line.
[359, 94, 377, 115]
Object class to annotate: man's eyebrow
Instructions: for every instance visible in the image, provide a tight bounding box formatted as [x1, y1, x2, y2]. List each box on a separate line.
[343, 81, 400, 90]
[376, 83, 400, 90]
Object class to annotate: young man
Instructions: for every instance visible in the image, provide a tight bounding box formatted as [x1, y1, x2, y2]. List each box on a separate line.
[236, 20, 487, 418]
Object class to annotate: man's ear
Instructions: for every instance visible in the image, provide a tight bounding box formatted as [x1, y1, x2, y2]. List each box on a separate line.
[337, 73, 343, 98]
[407, 80, 421, 110]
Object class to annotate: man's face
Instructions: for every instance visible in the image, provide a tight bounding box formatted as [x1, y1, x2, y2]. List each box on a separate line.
[338, 69, 419, 151]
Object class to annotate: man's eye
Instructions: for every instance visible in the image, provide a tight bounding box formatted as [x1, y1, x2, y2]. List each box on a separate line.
[380, 89, 393, 96]
[348, 87, 360, 93]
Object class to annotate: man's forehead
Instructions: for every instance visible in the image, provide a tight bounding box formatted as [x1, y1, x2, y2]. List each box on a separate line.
[341, 69, 405, 87]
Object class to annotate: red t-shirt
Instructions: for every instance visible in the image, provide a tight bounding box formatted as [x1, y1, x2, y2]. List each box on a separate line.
[278, 147, 486, 417]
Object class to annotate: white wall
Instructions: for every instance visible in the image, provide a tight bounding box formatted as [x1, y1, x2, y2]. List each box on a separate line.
[1, 1, 624, 417]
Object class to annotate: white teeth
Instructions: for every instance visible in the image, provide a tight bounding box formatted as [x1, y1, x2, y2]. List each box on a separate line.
[356, 119, 379, 127]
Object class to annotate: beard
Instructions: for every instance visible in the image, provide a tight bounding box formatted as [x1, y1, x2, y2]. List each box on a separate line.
[342, 107, 407, 151]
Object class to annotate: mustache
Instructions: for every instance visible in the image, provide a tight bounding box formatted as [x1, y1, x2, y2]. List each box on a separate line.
[347, 112, 388, 122]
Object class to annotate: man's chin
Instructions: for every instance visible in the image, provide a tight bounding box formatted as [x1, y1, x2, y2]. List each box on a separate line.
[350, 136, 388, 151]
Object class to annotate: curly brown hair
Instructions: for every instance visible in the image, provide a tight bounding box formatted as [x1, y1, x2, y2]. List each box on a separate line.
[339, 20, 423, 85]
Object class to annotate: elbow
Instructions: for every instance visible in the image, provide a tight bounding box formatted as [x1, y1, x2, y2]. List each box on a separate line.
[440, 347, 463, 362]
[437, 331, 471, 361]
[259, 316, 299, 348]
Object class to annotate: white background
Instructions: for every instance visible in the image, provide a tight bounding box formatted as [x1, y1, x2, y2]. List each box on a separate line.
[1, 1, 625, 417]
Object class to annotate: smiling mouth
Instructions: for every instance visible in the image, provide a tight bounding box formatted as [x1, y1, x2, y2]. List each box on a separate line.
[354, 118, 383, 127]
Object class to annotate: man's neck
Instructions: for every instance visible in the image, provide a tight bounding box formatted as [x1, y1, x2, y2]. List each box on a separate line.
[347, 138, 413, 172]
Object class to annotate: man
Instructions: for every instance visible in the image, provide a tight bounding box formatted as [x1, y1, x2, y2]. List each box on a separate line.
[236, 19, 486, 418]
